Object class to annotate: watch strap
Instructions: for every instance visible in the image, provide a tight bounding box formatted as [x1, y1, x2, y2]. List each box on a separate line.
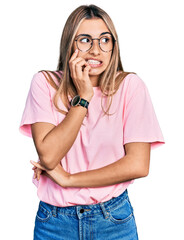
[79, 98, 89, 109]
[70, 95, 89, 109]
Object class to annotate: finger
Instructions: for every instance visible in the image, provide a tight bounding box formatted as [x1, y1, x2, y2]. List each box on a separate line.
[34, 170, 37, 179]
[33, 168, 42, 181]
[70, 57, 87, 79]
[75, 59, 88, 69]
[37, 173, 40, 181]
[30, 160, 46, 171]
[71, 57, 86, 66]
[37, 168, 42, 173]
[83, 65, 92, 79]
[75, 59, 89, 79]
[83, 64, 91, 74]
[69, 49, 79, 63]
[70, 56, 81, 79]
[37, 169, 42, 181]
[30, 160, 39, 168]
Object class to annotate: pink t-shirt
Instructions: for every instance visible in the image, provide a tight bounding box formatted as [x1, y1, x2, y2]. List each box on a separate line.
[19, 71, 164, 207]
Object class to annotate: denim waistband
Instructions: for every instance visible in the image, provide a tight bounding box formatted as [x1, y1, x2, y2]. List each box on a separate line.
[39, 189, 128, 219]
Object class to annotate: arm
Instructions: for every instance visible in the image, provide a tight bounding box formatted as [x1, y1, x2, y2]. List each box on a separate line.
[31, 50, 92, 170]
[31, 106, 88, 170]
[31, 142, 150, 187]
[68, 142, 151, 187]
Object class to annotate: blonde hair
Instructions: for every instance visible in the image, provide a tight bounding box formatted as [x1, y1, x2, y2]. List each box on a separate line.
[40, 5, 132, 115]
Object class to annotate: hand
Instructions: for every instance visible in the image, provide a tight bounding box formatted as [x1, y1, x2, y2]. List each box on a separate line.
[32, 162, 42, 181]
[69, 49, 94, 101]
[30, 160, 71, 188]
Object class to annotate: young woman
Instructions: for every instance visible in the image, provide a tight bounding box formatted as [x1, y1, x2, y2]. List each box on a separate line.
[20, 4, 164, 240]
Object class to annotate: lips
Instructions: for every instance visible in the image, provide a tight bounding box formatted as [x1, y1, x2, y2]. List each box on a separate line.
[86, 58, 103, 67]
[87, 59, 101, 64]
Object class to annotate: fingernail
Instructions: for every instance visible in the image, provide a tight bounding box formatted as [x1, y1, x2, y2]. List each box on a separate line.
[75, 49, 78, 53]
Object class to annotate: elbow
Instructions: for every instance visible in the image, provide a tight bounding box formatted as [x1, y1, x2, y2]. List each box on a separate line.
[132, 168, 149, 180]
[137, 163, 150, 178]
[36, 146, 62, 171]
[140, 167, 149, 178]
[133, 160, 150, 179]
[39, 155, 57, 171]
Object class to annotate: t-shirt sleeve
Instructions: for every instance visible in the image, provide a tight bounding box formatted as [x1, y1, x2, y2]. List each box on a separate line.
[123, 74, 165, 149]
[19, 72, 57, 138]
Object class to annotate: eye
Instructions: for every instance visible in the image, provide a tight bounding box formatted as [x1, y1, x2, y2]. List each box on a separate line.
[80, 37, 91, 43]
[101, 37, 110, 43]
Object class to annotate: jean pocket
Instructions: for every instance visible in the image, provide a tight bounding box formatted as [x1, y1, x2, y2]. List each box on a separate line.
[108, 198, 133, 224]
[36, 203, 52, 223]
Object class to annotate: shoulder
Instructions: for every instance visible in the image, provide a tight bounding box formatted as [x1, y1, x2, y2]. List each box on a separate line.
[31, 71, 49, 86]
[118, 72, 146, 93]
[31, 70, 62, 91]
[30, 71, 48, 92]
[124, 73, 144, 86]
[114, 72, 149, 103]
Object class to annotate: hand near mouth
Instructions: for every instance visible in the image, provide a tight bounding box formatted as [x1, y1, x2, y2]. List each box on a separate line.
[85, 59, 103, 67]
[69, 49, 94, 101]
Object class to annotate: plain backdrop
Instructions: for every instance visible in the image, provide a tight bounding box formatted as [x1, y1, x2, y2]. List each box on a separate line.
[1, 0, 184, 239]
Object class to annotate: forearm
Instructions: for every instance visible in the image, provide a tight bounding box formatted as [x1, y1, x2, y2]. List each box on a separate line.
[67, 154, 149, 188]
[37, 106, 88, 170]
[37, 143, 150, 188]
[33, 154, 149, 188]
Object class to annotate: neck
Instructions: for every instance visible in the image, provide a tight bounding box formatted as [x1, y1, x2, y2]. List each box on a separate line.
[90, 75, 100, 87]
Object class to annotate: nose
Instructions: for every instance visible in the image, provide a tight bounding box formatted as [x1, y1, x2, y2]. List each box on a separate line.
[89, 39, 100, 55]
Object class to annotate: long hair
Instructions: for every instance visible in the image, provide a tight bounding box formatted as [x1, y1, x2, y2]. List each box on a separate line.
[40, 4, 132, 115]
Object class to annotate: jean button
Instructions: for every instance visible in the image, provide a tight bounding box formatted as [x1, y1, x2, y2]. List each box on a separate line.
[80, 209, 84, 213]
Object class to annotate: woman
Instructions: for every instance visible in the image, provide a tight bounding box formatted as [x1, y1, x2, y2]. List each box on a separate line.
[20, 4, 164, 240]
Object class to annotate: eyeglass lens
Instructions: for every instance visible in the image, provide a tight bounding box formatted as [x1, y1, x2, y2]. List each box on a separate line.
[76, 34, 114, 52]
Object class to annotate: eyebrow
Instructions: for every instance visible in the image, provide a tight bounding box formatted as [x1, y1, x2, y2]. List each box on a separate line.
[76, 32, 111, 38]
[100, 32, 111, 36]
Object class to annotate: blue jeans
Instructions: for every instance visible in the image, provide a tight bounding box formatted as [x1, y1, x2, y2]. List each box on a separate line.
[34, 190, 138, 239]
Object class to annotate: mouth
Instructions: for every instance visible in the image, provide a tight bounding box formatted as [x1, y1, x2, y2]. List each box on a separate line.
[86, 59, 103, 68]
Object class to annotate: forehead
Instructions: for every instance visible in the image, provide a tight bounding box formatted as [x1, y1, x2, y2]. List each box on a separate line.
[76, 18, 110, 37]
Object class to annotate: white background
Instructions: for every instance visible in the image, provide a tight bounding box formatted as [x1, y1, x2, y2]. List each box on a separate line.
[1, 0, 184, 239]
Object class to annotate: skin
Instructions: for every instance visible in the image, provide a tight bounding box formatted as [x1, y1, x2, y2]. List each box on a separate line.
[31, 18, 151, 188]
[72, 18, 112, 87]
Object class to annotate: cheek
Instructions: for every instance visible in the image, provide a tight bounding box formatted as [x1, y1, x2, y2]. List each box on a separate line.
[103, 53, 112, 66]
[77, 52, 87, 59]
[73, 43, 86, 59]
[75, 49, 87, 59]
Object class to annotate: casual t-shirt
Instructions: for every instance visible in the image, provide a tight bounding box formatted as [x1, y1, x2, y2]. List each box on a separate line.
[19, 71, 164, 207]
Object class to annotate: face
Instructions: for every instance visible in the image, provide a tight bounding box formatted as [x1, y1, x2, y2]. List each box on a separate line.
[73, 18, 113, 82]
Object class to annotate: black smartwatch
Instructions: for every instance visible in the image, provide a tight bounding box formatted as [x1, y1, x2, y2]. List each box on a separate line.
[70, 95, 89, 109]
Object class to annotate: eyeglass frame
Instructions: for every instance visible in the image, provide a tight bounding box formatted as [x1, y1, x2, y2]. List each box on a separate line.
[74, 32, 116, 53]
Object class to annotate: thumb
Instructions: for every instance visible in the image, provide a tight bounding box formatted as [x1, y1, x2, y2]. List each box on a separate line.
[30, 160, 46, 171]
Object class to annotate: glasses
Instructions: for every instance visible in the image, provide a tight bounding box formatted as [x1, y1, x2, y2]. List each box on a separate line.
[75, 33, 115, 52]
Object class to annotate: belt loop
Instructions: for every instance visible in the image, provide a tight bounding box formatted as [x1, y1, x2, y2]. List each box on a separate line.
[52, 206, 57, 218]
[99, 203, 110, 219]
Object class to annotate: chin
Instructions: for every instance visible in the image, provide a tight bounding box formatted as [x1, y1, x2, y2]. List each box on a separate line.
[89, 68, 106, 76]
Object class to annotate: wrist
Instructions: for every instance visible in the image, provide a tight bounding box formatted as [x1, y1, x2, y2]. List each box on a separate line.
[79, 89, 94, 102]
[70, 95, 90, 109]
[80, 94, 93, 102]
[66, 174, 75, 188]
[61, 173, 72, 188]
[47, 165, 72, 188]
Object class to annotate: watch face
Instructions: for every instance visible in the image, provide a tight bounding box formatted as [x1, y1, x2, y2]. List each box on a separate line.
[71, 95, 80, 106]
